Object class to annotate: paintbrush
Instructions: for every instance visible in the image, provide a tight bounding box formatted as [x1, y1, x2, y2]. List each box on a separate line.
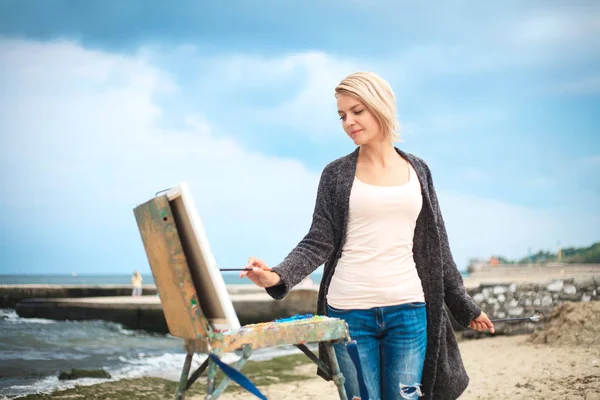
[490, 315, 542, 323]
[219, 268, 254, 272]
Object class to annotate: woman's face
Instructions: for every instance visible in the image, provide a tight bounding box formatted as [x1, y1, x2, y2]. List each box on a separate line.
[336, 93, 383, 146]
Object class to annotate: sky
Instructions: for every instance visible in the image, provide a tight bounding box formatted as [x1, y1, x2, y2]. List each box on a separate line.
[0, 1, 599, 276]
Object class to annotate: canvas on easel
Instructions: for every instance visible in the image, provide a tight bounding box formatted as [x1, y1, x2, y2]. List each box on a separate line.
[133, 182, 352, 400]
[165, 183, 240, 333]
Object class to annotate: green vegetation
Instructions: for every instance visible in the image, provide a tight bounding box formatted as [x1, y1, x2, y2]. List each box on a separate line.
[58, 369, 111, 380]
[19, 353, 315, 400]
[516, 249, 557, 264]
[560, 241, 600, 263]
[493, 241, 600, 264]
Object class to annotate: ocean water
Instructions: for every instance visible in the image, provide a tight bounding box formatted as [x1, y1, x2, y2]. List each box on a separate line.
[0, 273, 325, 286]
[0, 269, 466, 286]
[0, 273, 326, 398]
[0, 309, 312, 399]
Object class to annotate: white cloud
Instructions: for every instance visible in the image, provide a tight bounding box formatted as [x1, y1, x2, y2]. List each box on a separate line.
[0, 39, 321, 272]
[134, 45, 372, 145]
[382, 9, 600, 77]
[1, 38, 596, 274]
[165, 49, 365, 141]
[250, 52, 362, 140]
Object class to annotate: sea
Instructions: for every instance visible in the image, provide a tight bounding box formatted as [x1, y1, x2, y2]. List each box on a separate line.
[0, 273, 325, 399]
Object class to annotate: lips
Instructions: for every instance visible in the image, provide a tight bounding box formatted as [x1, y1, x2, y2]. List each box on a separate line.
[350, 129, 363, 135]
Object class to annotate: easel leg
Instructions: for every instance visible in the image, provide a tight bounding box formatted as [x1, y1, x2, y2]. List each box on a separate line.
[212, 344, 252, 397]
[205, 355, 218, 400]
[175, 352, 194, 400]
[186, 358, 209, 390]
[325, 342, 348, 400]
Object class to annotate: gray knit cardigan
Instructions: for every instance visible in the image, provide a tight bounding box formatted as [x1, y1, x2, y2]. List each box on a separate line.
[266, 147, 482, 400]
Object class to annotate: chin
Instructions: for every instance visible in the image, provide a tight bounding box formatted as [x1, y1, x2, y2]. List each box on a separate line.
[353, 137, 369, 146]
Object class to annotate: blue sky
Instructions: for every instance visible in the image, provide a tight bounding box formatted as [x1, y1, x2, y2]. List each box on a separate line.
[0, 1, 598, 275]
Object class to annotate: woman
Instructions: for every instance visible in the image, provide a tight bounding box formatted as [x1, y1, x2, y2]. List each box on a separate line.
[241, 71, 494, 400]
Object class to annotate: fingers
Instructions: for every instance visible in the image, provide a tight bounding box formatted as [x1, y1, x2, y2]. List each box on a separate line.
[245, 256, 270, 270]
[246, 256, 262, 268]
[484, 318, 495, 334]
[241, 257, 260, 277]
[241, 257, 271, 278]
[471, 321, 482, 331]
[248, 267, 281, 287]
[250, 267, 271, 282]
[479, 312, 495, 333]
[240, 257, 273, 287]
[243, 270, 266, 287]
[244, 256, 256, 269]
[469, 313, 496, 334]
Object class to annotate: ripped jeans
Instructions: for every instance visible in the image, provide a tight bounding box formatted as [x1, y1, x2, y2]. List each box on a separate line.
[328, 302, 427, 400]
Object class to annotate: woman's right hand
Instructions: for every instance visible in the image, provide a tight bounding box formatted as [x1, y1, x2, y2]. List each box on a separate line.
[240, 256, 282, 288]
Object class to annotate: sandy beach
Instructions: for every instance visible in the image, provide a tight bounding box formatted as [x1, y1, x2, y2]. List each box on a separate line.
[187, 302, 600, 400]
[186, 335, 599, 400]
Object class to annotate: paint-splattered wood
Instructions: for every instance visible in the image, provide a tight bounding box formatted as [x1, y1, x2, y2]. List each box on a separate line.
[185, 316, 349, 353]
[133, 196, 211, 339]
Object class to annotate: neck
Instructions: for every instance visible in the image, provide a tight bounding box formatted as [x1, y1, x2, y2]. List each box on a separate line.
[358, 139, 398, 167]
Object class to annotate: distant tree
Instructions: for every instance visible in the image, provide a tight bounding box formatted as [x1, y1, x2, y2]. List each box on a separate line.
[562, 242, 600, 263]
[492, 241, 600, 264]
[517, 250, 555, 264]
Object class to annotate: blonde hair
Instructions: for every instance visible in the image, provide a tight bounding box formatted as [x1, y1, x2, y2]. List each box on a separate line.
[335, 71, 401, 142]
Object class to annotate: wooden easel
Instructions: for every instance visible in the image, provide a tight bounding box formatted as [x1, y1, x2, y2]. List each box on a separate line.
[133, 184, 350, 399]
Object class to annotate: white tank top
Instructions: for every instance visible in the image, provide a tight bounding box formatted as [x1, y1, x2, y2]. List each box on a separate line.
[327, 164, 425, 310]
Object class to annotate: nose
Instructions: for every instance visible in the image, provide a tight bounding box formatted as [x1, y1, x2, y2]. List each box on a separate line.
[345, 115, 356, 126]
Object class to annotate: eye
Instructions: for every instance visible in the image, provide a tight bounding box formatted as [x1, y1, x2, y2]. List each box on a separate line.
[339, 115, 346, 121]
[354, 110, 363, 115]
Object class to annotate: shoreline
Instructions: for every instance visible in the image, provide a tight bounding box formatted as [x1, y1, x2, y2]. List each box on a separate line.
[12, 333, 600, 400]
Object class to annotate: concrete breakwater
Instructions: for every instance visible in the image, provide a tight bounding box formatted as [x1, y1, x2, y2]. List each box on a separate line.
[13, 288, 319, 333]
[0, 285, 158, 308]
[0, 283, 264, 308]
[464, 263, 600, 288]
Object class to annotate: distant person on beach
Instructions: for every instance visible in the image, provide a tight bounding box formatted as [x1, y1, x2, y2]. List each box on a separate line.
[131, 271, 143, 297]
[241, 71, 494, 400]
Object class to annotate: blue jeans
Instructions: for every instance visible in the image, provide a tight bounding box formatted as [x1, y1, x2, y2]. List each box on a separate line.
[328, 302, 428, 400]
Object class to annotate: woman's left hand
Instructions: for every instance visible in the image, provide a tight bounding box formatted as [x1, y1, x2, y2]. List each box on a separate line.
[469, 311, 495, 334]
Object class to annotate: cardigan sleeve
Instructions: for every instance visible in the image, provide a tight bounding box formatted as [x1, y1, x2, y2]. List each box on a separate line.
[424, 163, 482, 327]
[265, 165, 336, 300]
